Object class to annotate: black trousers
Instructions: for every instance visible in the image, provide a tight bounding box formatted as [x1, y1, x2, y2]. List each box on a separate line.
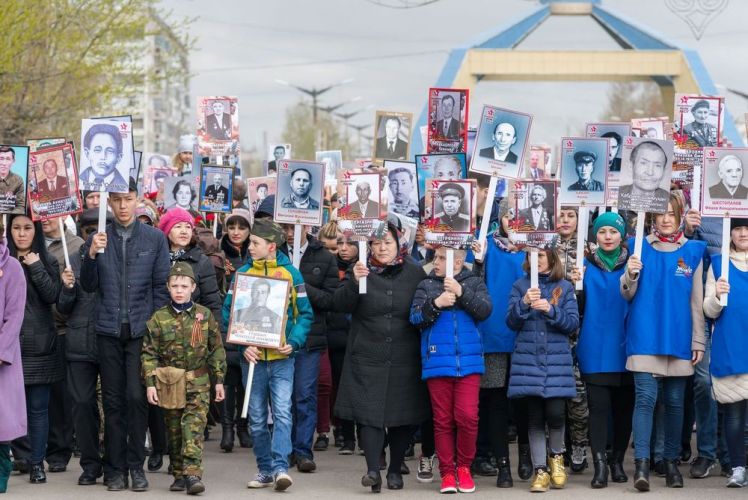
[98, 333, 148, 474]
[360, 425, 413, 475]
[222, 364, 248, 429]
[476, 387, 510, 459]
[47, 335, 73, 466]
[330, 346, 355, 442]
[67, 361, 103, 473]
[147, 405, 167, 455]
[586, 383, 634, 455]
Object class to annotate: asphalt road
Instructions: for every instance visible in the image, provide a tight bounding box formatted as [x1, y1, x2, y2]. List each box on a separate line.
[6, 435, 744, 499]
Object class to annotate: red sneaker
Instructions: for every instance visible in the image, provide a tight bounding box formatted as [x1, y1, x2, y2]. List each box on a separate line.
[457, 466, 475, 493]
[440, 472, 457, 494]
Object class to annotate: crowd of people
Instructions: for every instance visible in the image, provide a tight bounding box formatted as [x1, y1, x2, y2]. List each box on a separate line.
[1, 136, 748, 498]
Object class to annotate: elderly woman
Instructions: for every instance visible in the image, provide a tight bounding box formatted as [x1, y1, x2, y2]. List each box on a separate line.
[334, 222, 428, 492]
[621, 193, 706, 491]
[0, 223, 28, 493]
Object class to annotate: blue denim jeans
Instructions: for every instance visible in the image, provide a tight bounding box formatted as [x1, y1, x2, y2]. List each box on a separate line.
[292, 349, 321, 460]
[723, 400, 748, 468]
[242, 358, 295, 475]
[26, 384, 51, 465]
[633, 373, 687, 460]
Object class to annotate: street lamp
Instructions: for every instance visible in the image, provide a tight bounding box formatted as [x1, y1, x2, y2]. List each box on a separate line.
[348, 123, 372, 157]
[275, 78, 354, 125]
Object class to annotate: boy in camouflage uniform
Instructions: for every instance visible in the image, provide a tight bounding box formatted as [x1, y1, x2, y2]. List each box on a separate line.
[142, 263, 227, 495]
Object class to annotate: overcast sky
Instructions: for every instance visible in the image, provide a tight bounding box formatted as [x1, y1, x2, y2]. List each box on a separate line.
[162, 0, 748, 157]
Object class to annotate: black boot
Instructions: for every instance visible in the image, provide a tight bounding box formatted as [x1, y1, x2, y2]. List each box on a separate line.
[634, 459, 650, 492]
[609, 450, 628, 483]
[664, 459, 683, 488]
[236, 419, 252, 448]
[220, 424, 234, 452]
[496, 457, 513, 488]
[29, 463, 46, 484]
[591, 452, 608, 489]
[518, 444, 533, 481]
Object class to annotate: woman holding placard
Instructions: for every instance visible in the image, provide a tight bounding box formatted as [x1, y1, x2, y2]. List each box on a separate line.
[572, 212, 633, 488]
[506, 248, 579, 493]
[334, 221, 428, 492]
[620, 193, 706, 491]
[703, 218, 748, 488]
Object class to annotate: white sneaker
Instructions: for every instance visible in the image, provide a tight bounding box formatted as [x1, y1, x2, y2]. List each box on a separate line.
[247, 473, 274, 488]
[274, 471, 293, 491]
[416, 455, 434, 483]
[727, 466, 747, 488]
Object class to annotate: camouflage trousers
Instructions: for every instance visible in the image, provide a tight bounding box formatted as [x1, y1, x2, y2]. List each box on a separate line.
[165, 390, 210, 477]
[566, 360, 589, 447]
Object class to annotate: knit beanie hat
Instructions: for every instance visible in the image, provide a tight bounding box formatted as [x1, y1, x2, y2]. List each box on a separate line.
[159, 207, 194, 236]
[225, 208, 252, 228]
[593, 211, 625, 236]
[731, 218, 748, 232]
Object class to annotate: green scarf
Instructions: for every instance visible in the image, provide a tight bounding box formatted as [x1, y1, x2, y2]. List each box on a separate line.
[596, 246, 621, 272]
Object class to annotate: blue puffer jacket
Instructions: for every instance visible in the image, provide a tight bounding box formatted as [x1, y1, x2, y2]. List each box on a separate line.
[410, 268, 492, 380]
[506, 274, 579, 399]
[81, 220, 170, 338]
[477, 237, 526, 353]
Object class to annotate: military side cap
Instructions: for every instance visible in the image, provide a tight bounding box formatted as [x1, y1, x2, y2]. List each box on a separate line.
[691, 99, 710, 112]
[169, 262, 195, 282]
[251, 218, 286, 244]
[573, 151, 597, 164]
[438, 182, 464, 200]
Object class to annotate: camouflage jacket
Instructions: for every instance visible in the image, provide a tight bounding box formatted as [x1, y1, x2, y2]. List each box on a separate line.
[142, 303, 226, 390]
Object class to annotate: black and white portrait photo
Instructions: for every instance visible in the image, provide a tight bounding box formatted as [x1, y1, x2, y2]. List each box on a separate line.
[267, 143, 292, 173]
[702, 148, 748, 218]
[373, 112, 412, 162]
[558, 137, 608, 207]
[470, 105, 532, 179]
[315, 150, 342, 186]
[515, 183, 555, 231]
[674, 94, 723, 149]
[585, 122, 631, 173]
[226, 274, 290, 349]
[164, 176, 198, 211]
[427, 87, 468, 154]
[79, 118, 134, 193]
[617, 138, 674, 213]
[340, 173, 381, 219]
[432, 181, 472, 233]
[385, 161, 419, 220]
[274, 160, 325, 226]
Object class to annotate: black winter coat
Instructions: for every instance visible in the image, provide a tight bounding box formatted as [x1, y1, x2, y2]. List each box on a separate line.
[172, 245, 224, 322]
[333, 259, 430, 428]
[58, 246, 98, 363]
[280, 236, 338, 351]
[20, 255, 64, 385]
[326, 255, 354, 351]
[219, 234, 249, 367]
[80, 220, 170, 338]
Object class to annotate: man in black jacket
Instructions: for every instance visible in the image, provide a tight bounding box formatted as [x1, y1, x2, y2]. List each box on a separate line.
[81, 179, 170, 492]
[279, 223, 338, 473]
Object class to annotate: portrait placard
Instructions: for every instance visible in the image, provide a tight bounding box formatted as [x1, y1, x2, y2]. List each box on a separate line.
[674, 94, 724, 149]
[672, 148, 702, 191]
[414, 153, 467, 221]
[0, 144, 29, 215]
[372, 111, 412, 163]
[163, 175, 199, 212]
[557, 138, 609, 207]
[142, 153, 176, 195]
[337, 171, 387, 239]
[384, 161, 419, 221]
[267, 143, 292, 175]
[702, 147, 748, 217]
[132, 151, 143, 188]
[247, 176, 277, 216]
[427, 88, 469, 154]
[469, 105, 532, 179]
[585, 122, 631, 173]
[196, 95, 240, 159]
[27, 137, 66, 153]
[524, 145, 552, 180]
[274, 160, 325, 226]
[79, 118, 134, 193]
[198, 165, 234, 213]
[423, 179, 476, 249]
[507, 180, 560, 250]
[226, 273, 290, 349]
[28, 143, 82, 221]
[617, 137, 674, 214]
[315, 150, 343, 187]
[631, 118, 667, 140]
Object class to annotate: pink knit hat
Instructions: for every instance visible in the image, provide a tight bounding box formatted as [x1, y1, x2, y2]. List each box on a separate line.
[159, 207, 194, 235]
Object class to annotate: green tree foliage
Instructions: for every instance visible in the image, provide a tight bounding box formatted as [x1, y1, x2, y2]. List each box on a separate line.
[281, 101, 355, 160]
[0, 0, 191, 143]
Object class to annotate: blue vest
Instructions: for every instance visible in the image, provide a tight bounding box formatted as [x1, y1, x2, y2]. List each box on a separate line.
[710, 257, 748, 377]
[478, 241, 526, 353]
[625, 238, 706, 360]
[576, 259, 628, 374]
